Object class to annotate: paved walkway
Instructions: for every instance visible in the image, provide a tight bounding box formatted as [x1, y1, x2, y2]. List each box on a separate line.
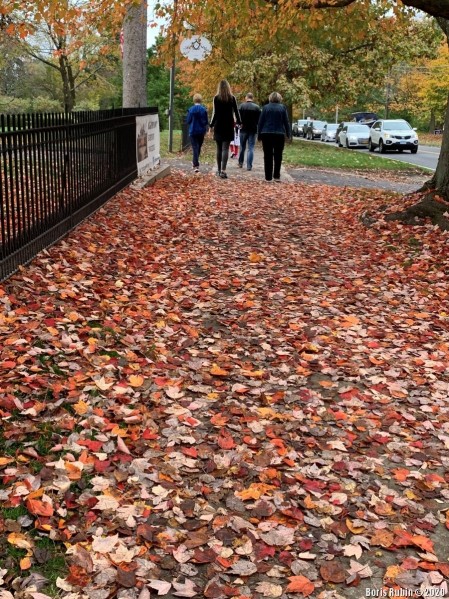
[168, 142, 426, 194]
[1, 166, 447, 599]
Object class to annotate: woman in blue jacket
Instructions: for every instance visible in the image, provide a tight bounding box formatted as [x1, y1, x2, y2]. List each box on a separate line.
[187, 94, 209, 173]
[258, 92, 291, 182]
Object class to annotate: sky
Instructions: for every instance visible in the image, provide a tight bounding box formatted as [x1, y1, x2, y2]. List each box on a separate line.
[147, 1, 165, 48]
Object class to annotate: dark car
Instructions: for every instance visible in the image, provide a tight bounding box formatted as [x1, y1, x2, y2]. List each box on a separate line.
[351, 112, 378, 128]
[303, 120, 326, 140]
[335, 121, 352, 143]
[292, 119, 309, 137]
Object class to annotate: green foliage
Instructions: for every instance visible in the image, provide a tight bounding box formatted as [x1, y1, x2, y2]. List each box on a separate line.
[147, 41, 192, 129]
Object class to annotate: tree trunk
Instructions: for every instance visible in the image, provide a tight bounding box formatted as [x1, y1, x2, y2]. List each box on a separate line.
[59, 54, 75, 112]
[122, 0, 148, 108]
[382, 18, 449, 231]
[428, 109, 436, 134]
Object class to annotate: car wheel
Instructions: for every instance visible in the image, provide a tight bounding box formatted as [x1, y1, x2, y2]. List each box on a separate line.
[346, 139, 350, 148]
[379, 139, 386, 153]
[369, 140, 375, 152]
[338, 139, 342, 147]
[411, 147, 418, 154]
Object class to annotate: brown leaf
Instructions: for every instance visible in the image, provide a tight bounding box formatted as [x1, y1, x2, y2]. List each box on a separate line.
[320, 560, 346, 583]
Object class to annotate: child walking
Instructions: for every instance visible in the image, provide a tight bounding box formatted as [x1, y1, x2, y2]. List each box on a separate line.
[186, 93, 209, 173]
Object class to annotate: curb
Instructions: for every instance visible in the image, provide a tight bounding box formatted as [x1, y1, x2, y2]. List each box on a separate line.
[130, 163, 171, 189]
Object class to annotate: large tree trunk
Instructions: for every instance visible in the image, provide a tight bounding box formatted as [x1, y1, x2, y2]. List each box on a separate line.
[383, 18, 449, 231]
[59, 55, 76, 112]
[122, 0, 148, 108]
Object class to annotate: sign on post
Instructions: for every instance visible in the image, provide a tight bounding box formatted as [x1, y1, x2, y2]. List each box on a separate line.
[136, 114, 160, 176]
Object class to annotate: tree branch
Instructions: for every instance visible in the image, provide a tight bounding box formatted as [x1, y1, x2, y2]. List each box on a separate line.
[263, 0, 449, 20]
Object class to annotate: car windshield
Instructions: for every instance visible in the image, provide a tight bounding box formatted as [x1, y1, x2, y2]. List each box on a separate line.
[348, 126, 369, 132]
[313, 121, 325, 127]
[383, 121, 412, 131]
[326, 124, 338, 130]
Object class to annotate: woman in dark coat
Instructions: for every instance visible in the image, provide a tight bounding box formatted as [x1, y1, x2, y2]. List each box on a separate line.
[258, 91, 291, 182]
[209, 80, 241, 179]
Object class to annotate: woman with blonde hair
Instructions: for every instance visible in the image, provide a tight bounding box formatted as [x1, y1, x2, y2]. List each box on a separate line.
[258, 91, 291, 182]
[209, 80, 241, 178]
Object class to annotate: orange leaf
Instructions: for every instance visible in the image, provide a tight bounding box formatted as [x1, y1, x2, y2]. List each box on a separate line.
[249, 252, 263, 263]
[26, 498, 54, 517]
[235, 483, 276, 501]
[20, 557, 32, 570]
[129, 374, 144, 387]
[393, 468, 410, 482]
[286, 575, 315, 596]
[218, 429, 235, 449]
[210, 413, 229, 426]
[412, 535, 434, 553]
[210, 364, 229, 377]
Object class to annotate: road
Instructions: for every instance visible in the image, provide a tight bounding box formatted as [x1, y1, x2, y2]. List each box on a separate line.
[296, 137, 439, 171]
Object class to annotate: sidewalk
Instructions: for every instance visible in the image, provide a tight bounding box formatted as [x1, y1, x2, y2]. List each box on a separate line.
[224, 144, 294, 182]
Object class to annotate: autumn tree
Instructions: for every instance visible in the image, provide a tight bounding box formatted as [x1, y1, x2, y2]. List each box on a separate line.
[1, 0, 124, 111]
[263, 0, 449, 227]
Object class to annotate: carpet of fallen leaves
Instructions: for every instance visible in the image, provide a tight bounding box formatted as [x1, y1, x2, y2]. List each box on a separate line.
[1, 171, 449, 599]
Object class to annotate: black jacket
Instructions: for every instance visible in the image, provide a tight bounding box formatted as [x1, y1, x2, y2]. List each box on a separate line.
[258, 102, 291, 138]
[210, 95, 241, 142]
[239, 101, 261, 134]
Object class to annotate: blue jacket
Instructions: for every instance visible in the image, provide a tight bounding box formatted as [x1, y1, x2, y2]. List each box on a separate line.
[187, 104, 208, 136]
[258, 102, 291, 138]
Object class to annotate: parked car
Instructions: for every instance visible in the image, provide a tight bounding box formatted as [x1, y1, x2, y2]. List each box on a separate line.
[320, 123, 338, 142]
[303, 120, 326, 140]
[351, 111, 378, 128]
[369, 119, 418, 153]
[335, 121, 352, 143]
[338, 124, 370, 148]
[292, 119, 309, 137]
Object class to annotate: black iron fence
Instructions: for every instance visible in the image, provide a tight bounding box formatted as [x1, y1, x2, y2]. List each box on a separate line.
[0, 107, 157, 281]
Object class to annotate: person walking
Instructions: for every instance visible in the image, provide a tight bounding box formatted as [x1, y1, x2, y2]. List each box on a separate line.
[186, 93, 209, 173]
[258, 92, 291, 182]
[238, 93, 261, 171]
[209, 80, 241, 179]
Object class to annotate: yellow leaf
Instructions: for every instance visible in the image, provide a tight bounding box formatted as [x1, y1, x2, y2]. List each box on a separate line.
[68, 311, 80, 322]
[129, 375, 144, 387]
[346, 518, 366, 534]
[0, 457, 14, 467]
[8, 532, 33, 550]
[249, 252, 263, 263]
[73, 400, 89, 415]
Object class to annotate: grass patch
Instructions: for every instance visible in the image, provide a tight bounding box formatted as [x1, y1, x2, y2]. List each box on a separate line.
[160, 129, 183, 157]
[418, 132, 442, 147]
[160, 130, 216, 164]
[284, 139, 429, 173]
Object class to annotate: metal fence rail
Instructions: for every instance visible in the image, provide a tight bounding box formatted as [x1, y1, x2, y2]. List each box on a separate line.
[0, 107, 158, 280]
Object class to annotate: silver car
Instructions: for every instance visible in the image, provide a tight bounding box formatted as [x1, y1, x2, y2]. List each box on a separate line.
[338, 124, 370, 149]
[321, 123, 338, 142]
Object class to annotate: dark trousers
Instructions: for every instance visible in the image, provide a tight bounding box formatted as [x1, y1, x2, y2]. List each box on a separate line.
[261, 134, 285, 180]
[190, 134, 205, 167]
[215, 140, 230, 173]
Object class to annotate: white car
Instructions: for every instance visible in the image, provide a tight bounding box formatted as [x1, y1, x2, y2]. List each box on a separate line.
[369, 119, 418, 154]
[338, 124, 370, 149]
[321, 123, 338, 142]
